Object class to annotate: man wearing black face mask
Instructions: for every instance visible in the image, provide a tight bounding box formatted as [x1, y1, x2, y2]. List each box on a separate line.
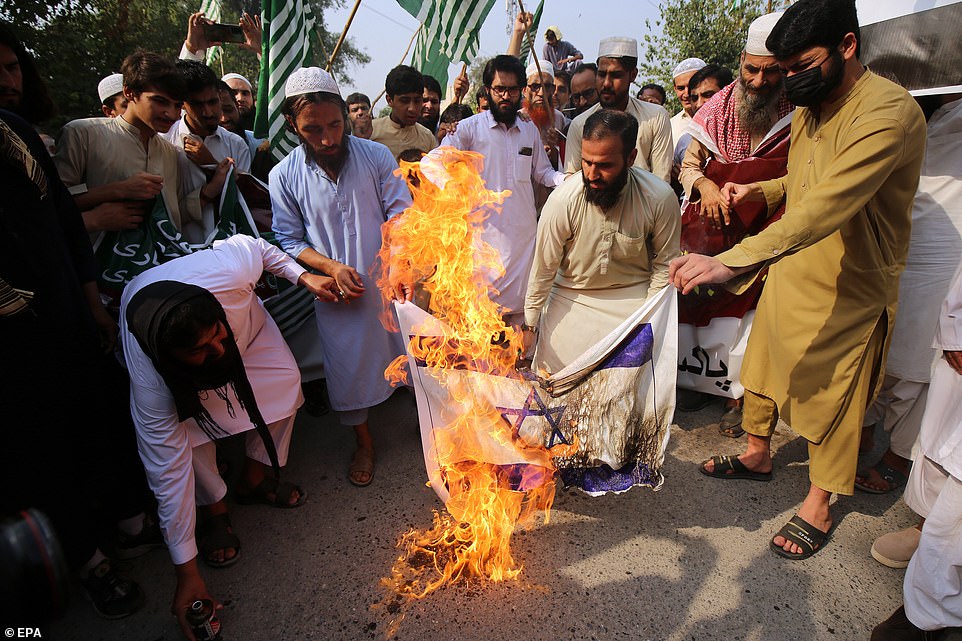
[668, 0, 926, 561]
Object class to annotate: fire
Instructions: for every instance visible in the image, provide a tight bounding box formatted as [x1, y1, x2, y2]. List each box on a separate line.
[374, 147, 562, 600]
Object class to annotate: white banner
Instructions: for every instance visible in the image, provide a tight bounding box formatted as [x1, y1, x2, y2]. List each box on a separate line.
[676, 311, 755, 400]
[395, 286, 677, 500]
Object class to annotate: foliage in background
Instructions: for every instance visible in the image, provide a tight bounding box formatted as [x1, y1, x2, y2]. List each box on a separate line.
[639, 0, 767, 113]
[2, 0, 368, 132]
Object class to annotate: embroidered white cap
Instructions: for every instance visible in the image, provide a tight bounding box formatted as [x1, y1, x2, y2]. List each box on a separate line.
[285, 67, 341, 98]
[745, 12, 784, 57]
[671, 57, 707, 79]
[526, 60, 554, 80]
[98, 73, 124, 103]
[598, 36, 638, 60]
[545, 25, 562, 40]
[221, 72, 253, 89]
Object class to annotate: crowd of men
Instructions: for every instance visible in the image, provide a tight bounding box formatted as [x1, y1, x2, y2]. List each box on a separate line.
[1, 0, 961, 639]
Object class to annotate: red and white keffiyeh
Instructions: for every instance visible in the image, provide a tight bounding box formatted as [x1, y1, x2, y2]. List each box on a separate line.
[689, 81, 793, 163]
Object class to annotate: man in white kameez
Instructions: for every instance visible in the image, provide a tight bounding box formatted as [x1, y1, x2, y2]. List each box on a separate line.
[871, 263, 962, 641]
[161, 60, 251, 244]
[857, 93, 962, 501]
[120, 234, 336, 639]
[440, 54, 566, 324]
[270, 67, 412, 487]
[523, 109, 680, 373]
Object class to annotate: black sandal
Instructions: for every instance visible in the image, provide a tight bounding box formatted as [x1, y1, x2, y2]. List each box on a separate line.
[770, 515, 831, 560]
[699, 455, 772, 481]
[235, 477, 307, 508]
[198, 512, 241, 569]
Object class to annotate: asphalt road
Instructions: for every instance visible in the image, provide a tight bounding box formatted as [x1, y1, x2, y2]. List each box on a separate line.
[39, 389, 959, 641]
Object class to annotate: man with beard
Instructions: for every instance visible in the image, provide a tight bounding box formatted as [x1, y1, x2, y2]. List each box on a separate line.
[120, 234, 335, 638]
[439, 54, 566, 324]
[0, 23, 55, 126]
[674, 12, 793, 430]
[162, 61, 251, 243]
[523, 108, 679, 376]
[568, 63, 599, 117]
[564, 37, 673, 183]
[270, 67, 411, 488]
[523, 60, 568, 167]
[673, 0, 926, 559]
[217, 81, 241, 134]
[372, 65, 437, 159]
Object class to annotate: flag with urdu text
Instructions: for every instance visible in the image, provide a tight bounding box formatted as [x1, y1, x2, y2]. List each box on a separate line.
[517, 0, 544, 64]
[254, 0, 316, 161]
[199, 0, 223, 66]
[395, 0, 497, 88]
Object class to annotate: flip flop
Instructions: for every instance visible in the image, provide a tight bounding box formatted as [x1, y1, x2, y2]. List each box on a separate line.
[770, 514, 832, 560]
[235, 477, 307, 508]
[854, 460, 909, 494]
[699, 455, 772, 481]
[349, 447, 375, 487]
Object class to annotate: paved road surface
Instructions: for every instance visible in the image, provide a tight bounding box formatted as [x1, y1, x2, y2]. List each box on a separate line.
[40, 389, 958, 641]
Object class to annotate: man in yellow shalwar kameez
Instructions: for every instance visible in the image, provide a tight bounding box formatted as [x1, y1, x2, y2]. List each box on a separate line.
[669, 0, 926, 559]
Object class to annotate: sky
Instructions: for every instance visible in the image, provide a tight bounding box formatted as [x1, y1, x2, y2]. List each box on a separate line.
[324, 0, 666, 104]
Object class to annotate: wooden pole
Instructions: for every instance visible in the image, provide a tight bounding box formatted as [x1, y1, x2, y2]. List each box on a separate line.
[372, 24, 421, 107]
[326, 0, 363, 73]
[516, 0, 544, 80]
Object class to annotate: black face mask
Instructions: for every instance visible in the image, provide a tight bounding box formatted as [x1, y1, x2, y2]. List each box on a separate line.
[784, 50, 844, 107]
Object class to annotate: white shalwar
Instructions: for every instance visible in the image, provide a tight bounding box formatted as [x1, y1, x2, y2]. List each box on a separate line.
[120, 235, 306, 565]
[441, 110, 566, 315]
[864, 97, 962, 458]
[902, 263, 962, 631]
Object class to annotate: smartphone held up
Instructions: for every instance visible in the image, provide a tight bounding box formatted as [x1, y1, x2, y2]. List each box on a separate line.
[204, 22, 245, 44]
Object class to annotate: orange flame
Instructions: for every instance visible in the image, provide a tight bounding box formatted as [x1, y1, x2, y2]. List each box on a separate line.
[374, 147, 563, 601]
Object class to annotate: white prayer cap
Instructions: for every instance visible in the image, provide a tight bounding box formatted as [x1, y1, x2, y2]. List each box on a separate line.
[285, 67, 341, 98]
[671, 57, 707, 79]
[545, 26, 562, 39]
[98, 73, 124, 103]
[598, 37, 638, 60]
[526, 60, 554, 80]
[745, 12, 784, 57]
[221, 72, 253, 89]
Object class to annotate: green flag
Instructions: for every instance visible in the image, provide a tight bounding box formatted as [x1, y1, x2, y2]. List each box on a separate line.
[517, 0, 544, 64]
[396, 0, 497, 88]
[199, 0, 224, 66]
[254, 0, 316, 161]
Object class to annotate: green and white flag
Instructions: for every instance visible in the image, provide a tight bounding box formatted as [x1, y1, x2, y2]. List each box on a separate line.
[517, 0, 544, 64]
[200, 0, 224, 66]
[254, 0, 317, 161]
[396, 0, 497, 88]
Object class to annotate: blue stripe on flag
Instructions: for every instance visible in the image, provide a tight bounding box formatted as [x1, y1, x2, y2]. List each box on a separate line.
[597, 324, 654, 370]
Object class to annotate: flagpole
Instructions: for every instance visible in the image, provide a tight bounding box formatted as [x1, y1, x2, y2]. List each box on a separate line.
[326, 0, 363, 72]
[453, 63, 467, 104]
[371, 24, 422, 107]
[516, 0, 544, 80]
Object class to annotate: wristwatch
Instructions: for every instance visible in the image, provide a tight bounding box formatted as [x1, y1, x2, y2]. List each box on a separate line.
[521, 324, 538, 334]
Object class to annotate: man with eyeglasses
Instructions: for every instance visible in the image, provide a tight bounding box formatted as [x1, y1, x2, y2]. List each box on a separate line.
[521, 60, 569, 169]
[564, 37, 673, 183]
[568, 63, 599, 117]
[670, 0, 926, 562]
[438, 54, 566, 326]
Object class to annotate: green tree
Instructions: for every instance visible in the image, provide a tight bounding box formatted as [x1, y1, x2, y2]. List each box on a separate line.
[639, 0, 768, 113]
[2, 0, 368, 132]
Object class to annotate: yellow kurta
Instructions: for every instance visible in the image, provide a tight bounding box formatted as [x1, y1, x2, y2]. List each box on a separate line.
[716, 70, 926, 444]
